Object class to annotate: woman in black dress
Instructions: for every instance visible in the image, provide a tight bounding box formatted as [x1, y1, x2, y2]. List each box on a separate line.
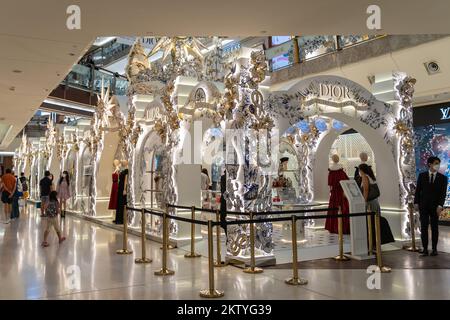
[115, 164, 128, 225]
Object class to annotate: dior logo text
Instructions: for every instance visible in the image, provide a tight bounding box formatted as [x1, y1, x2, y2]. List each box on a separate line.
[319, 84, 351, 101]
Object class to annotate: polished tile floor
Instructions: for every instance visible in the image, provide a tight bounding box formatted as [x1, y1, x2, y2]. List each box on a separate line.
[0, 203, 449, 300]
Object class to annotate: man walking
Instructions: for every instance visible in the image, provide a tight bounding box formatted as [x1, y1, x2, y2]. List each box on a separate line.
[1, 168, 16, 224]
[39, 171, 53, 217]
[414, 156, 448, 256]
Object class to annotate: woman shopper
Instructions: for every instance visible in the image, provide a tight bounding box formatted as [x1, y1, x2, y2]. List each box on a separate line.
[41, 191, 66, 247]
[56, 171, 71, 218]
[358, 164, 394, 248]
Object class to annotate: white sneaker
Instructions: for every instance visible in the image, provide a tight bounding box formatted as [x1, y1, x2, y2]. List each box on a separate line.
[4, 219, 11, 224]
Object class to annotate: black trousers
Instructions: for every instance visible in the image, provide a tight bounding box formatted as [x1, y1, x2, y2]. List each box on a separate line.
[419, 208, 439, 251]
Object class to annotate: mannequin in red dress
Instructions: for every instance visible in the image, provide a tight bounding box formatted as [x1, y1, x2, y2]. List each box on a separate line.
[109, 159, 120, 212]
[325, 155, 350, 234]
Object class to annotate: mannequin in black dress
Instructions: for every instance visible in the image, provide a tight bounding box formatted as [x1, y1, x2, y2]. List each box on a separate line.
[115, 160, 129, 225]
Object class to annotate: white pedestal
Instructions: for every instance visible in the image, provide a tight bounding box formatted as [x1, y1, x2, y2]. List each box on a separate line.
[340, 180, 369, 259]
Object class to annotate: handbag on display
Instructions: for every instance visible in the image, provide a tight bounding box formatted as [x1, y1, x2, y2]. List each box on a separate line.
[367, 182, 380, 201]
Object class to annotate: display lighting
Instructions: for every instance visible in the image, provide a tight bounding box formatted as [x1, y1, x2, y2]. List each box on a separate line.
[332, 119, 344, 131]
[314, 118, 328, 132]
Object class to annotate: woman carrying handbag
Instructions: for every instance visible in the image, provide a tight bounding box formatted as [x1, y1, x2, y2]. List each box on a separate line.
[358, 164, 395, 250]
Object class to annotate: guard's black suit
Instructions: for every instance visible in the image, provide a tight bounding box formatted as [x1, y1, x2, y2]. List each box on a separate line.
[414, 171, 448, 251]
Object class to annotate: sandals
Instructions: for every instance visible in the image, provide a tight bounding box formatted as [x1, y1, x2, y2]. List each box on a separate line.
[41, 242, 49, 247]
[59, 237, 66, 244]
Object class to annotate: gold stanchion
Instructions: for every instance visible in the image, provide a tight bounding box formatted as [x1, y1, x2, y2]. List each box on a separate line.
[116, 205, 133, 255]
[367, 211, 374, 255]
[243, 212, 263, 274]
[160, 206, 175, 250]
[374, 212, 391, 273]
[185, 206, 201, 258]
[334, 209, 349, 261]
[154, 207, 175, 276]
[214, 210, 227, 267]
[285, 215, 308, 285]
[403, 203, 419, 252]
[135, 208, 152, 264]
[199, 220, 224, 298]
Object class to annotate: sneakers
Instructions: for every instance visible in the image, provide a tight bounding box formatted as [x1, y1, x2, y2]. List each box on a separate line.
[3, 219, 11, 224]
[430, 250, 438, 256]
[419, 249, 428, 256]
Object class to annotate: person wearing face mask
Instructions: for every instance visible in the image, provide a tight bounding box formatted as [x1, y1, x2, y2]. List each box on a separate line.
[56, 171, 71, 218]
[414, 156, 448, 257]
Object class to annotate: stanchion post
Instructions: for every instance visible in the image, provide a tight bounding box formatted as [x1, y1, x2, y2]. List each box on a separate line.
[160, 205, 175, 250]
[200, 220, 224, 298]
[367, 210, 374, 255]
[116, 206, 133, 255]
[403, 203, 419, 252]
[214, 210, 227, 267]
[243, 212, 263, 274]
[285, 215, 308, 285]
[374, 212, 391, 273]
[334, 209, 349, 261]
[135, 208, 152, 264]
[185, 206, 201, 258]
[154, 206, 175, 276]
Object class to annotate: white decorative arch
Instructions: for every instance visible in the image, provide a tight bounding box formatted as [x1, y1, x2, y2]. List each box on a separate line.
[267, 74, 415, 239]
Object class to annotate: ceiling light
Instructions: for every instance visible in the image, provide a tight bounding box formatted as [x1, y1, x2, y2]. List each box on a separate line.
[9, 86, 15, 91]
[260, 30, 267, 34]
[12, 70, 22, 73]
[69, 53, 75, 56]
[93, 37, 116, 46]
[43, 98, 94, 113]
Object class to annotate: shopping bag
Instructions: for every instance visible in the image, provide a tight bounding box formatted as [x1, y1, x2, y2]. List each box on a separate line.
[36, 201, 41, 209]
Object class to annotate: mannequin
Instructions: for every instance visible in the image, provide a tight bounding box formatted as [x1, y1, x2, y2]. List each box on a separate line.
[109, 159, 120, 220]
[115, 159, 129, 225]
[325, 154, 350, 234]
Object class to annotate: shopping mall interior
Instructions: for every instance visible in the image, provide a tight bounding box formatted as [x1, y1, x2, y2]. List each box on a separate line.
[0, 1, 449, 302]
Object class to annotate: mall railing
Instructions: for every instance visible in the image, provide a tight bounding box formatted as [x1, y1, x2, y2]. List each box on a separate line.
[64, 64, 129, 96]
[123, 203, 387, 298]
[268, 34, 385, 72]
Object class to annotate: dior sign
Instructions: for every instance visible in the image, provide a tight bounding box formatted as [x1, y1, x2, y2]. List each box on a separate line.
[441, 107, 450, 120]
[319, 83, 352, 101]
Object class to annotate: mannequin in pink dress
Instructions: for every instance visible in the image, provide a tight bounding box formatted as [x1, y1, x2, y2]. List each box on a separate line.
[109, 159, 120, 215]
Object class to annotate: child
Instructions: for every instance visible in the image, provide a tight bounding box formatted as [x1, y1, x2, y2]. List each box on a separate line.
[41, 191, 66, 247]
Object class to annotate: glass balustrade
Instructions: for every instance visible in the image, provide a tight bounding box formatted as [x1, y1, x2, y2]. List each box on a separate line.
[268, 34, 385, 71]
[64, 64, 128, 96]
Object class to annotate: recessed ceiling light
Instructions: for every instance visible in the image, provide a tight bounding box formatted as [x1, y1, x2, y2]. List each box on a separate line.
[260, 30, 267, 34]
[0, 117, 5, 121]
[69, 53, 75, 56]
[9, 86, 15, 91]
[12, 69, 22, 73]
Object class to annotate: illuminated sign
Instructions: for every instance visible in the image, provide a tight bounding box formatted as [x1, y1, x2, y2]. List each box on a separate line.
[319, 83, 352, 101]
[441, 107, 450, 120]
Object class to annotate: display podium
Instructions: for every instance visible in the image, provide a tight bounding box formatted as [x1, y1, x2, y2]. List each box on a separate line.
[340, 180, 374, 260]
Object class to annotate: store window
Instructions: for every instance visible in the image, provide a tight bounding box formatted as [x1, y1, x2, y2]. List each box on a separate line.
[269, 36, 294, 71]
[413, 103, 450, 218]
[271, 36, 291, 46]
